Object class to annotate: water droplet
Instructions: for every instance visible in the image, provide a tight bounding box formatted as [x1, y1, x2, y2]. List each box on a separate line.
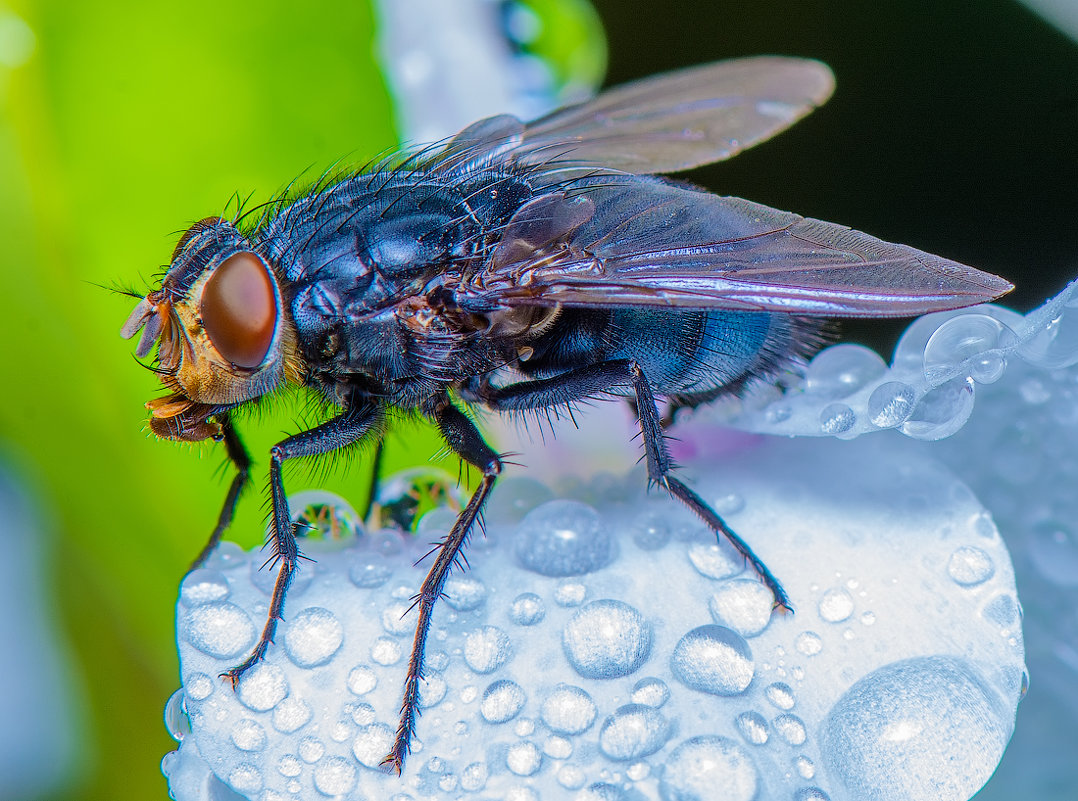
[272, 695, 312, 733]
[506, 741, 542, 776]
[204, 541, 246, 570]
[774, 713, 807, 745]
[982, 594, 1018, 629]
[348, 553, 393, 588]
[163, 689, 190, 742]
[251, 558, 314, 597]
[795, 754, 816, 779]
[868, 382, 916, 428]
[947, 546, 995, 586]
[283, 607, 343, 667]
[795, 788, 831, 801]
[290, 489, 361, 540]
[540, 685, 597, 734]
[371, 636, 402, 665]
[861, 611, 877, 626]
[184, 672, 214, 701]
[381, 601, 414, 636]
[515, 499, 612, 576]
[277, 754, 302, 777]
[631, 512, 672, 550]
[901, 377, 975, 441]
[298, 736, 324, 763]
[557, 765, 587, 790]
[735, 711, 769, 745]
[820, 403, 855, 435]
[686, 533, 744, 580]
[180, 569, 230, 606]
[795, 631, 823, 656]
[544, 735, 573, 759]
[806, 345, 887, 399]
[765, 403, 792, 423]
[818, 588, 854, 623]
[671, 625, 754, 695]
[509, 593, 546, 625]
[923, 314, 1018, 382]
[347, 665, 377, 695]
[631, 677, 670, 708]
[554, 580, 587, 606]
[514, 717, 535, 737]
[464, 626, 512, 673]
[227, 763, 261, 794]
[1018, 309, 1078, 369]
[181, 602, 255, 658]
[460, 761, 488, 791]
[1030, 519, 1078, 586]
[822, 657, 1010, 801]
[230, 718, 266, 751]
[419, 674, 447, 708]
[563, 600, 652, 679]
[480, 679, 526, 723]
[352, 723, 395, 768]
[236, 663, 289, 712]
[444, 576, 487, 611]
[313, 756, 357, 796]
[598, 704, 670, 760]
[765, 682, 796, 710]
[659, 736, 758, 801]
[708, 579, 774, 637]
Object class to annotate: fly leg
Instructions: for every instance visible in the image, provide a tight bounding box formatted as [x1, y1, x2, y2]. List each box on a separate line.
[361, 436, 385, 522]
[382, 398, 502, 775]
[190, 412, 250, 571]
[222, 400, 384, 686]
[472, 360, 791, 612]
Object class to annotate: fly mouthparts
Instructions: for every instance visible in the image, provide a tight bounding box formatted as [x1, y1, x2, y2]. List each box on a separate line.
[120, 296, 165, 358]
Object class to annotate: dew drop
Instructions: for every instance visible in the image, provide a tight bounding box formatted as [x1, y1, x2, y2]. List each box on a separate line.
[774, 713, 807, 745]
[313, 756, 357, 796]
[163, 689, 190, 742]
[923, 314, 1018, 381]
[631, 512, 672, 551]
[509, 592, 546, 625]
[598, 704, 670, 760]
[506, 741, 542, 776]
[900, 377, 975, 441]
[868, 382, 916, 428]
[350, 702, 376, 726]
[272, 695, 312, 733]
[180, 569, 230, 606]
[347, 665, 377, 695]
[686, 534, 744, 580]
[371, 636, 402, 666]
[464, 626, 512, 673]
[554, 580, 587, 606]
[544, 735, 573, 759]
[515, 499, 612, 576]
[184, 672, 214, 701]
[659, 736, 758, 801]
[352, 723, 395, 768]
[708, 579, 774, 636]
[444, 576, 487, 611]
[631, 677, 670, 708]
[251, 558, 314, 597]
[181, 602, 255, 659]
[277, 754, 301, 777]
[795, 788, 831, 801]
[298, 736, 324, 763]
[765, 681, 796, 710]
[795, 754, 816, 779]
[735, 710, 769, 745]
[226, 764, 261, 794]
[461, 761, 488, 791]
[818, 588, 854, 623]
[419, 674, 447, 708]
[822, 657, 1010, 801]
[563, 600, 652, 679]
[671, 625, 754, 695]
[820, 403, 856, 435]
[806, 344, 887, 399]
[230, 718, 266, 751]
[480, 679, 526, 723]
[1018, 309, 1078, 369]
[947, 546, 995, 586]
[236, 663, 289, 712]
[540, 685, 597, 734]
[283, 607, 344, 667]
[795, 631, 823, 656]
[348, 553, 393, 588]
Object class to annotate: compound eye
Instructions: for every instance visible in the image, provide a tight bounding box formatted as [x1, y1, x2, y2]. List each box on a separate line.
[200, 252, 277, 368]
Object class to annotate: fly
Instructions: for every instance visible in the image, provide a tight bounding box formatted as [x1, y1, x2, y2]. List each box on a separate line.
[120, 57, 1013, 773]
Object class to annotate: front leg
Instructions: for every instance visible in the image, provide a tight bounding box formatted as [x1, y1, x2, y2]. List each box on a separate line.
[383, 397, 502, 774]
[222, 399, 384, 685]
[471, 360, 791, 611]
[190, 412, 251, 571]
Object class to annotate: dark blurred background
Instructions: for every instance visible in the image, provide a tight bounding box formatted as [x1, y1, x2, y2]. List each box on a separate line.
[0, 1, 1075, 799]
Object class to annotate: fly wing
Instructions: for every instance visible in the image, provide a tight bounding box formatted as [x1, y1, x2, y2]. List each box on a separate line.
[461, 179, 1013, 318]
[433, 57, 835, 176]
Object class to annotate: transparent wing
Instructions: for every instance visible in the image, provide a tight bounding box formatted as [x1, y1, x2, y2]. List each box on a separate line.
[434, 57, 836, 176]
[462, 180, 1013, 318]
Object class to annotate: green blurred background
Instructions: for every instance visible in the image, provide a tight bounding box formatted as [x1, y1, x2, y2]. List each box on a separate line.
[0, 1, 1076, 799]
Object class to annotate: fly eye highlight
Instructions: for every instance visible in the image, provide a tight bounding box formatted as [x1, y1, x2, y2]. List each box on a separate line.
[200, 251, 278, 368]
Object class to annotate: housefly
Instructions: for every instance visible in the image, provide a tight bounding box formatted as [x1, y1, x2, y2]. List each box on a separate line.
[120, 57, 1013, 773]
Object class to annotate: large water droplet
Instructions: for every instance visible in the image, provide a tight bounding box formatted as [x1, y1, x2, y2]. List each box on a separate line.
[1018, 309, 1078, 369]
[822, 656, 1010, 801]
[659, 736, 758, 801]
[947, 546, 995, 586]
[901, 377, 975, 441]
[283, 607, 343, 667]
[598, 703, 670, 761]
[671, 625, 754, 695]
[443, 576, 487, 611]
[226, 764, 261, 794]
[631, 677, 670, 708]
[806, 344, 887, 399]
[686, 533, 744, 580]
[464, 626, 512, 673]
[773, 713, 807, 745]
[735, 711, 769, 745]
[346, 665, 377, 695]
[230, 718, 267, 751]
[515, 499, 612, 576]
[236, 663, 289, 712]
[506, 741, 542, 776]
[181, 602, 255, 658]
[765, 681, 796, 710]
[272, 695, 312, 733]
[509, 592, 546, 626]
[820, 403, 856, 435]
[461, 761, 488, 792]
[352, 723, 395, 768]
[163, 689, 190, 742]
[313, 756, 357, 796]
[481, 679, 526, 723]
[923, 314, 1018, 382]
[818, 588, 854, 623]
[180, 569, 230, 606]
[563, 600, 652, 679]
[540, 685, 597, 734]
[868, 382, 916, 428]
[708, 579, 774, 637]
[795, 631, 823, 656]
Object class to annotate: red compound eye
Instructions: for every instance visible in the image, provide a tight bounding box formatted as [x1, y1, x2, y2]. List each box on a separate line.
[200, 252, 277, 368]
